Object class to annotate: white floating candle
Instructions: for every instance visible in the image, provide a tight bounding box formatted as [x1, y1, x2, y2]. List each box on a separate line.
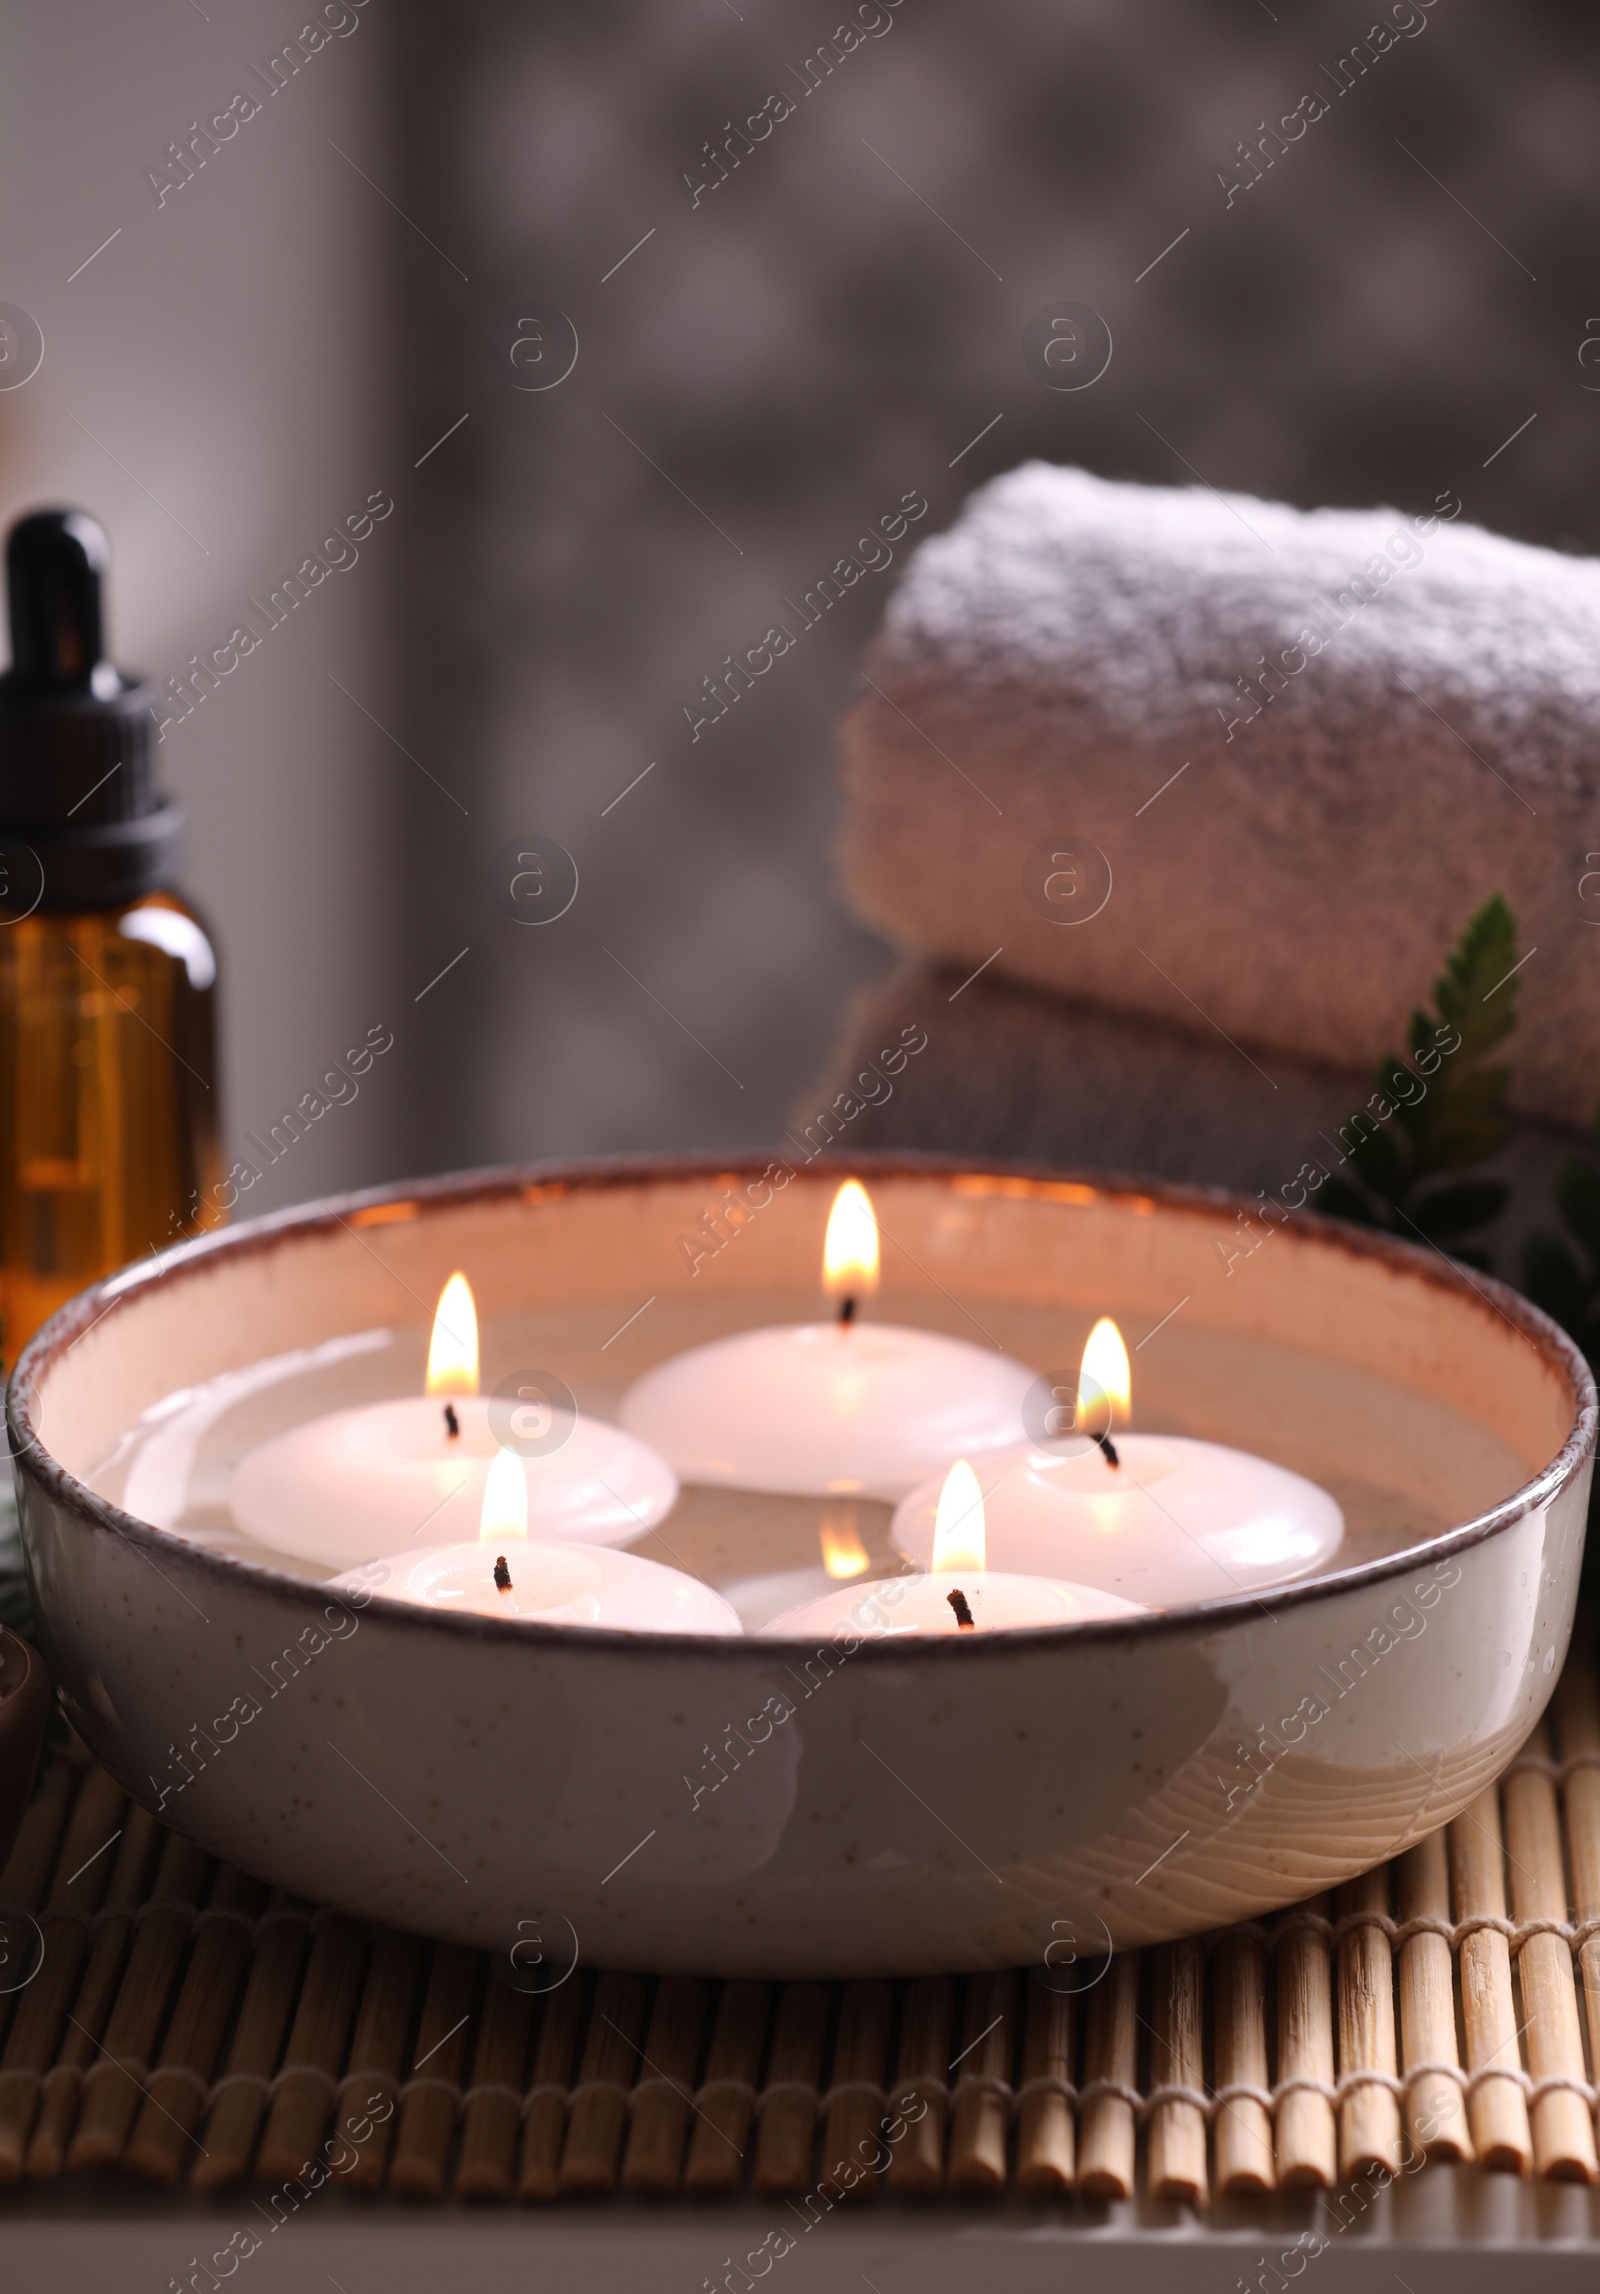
[335, 1448, 744, 1633]
[892, 1318, 1343, 1606]
[230, 1272, 677, 1569]
[760, 1460, 1146, 1638]
[620, 1181, 1038, 1499]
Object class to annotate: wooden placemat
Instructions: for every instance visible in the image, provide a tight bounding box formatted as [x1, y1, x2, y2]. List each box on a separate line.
[0, 1636, 1596, 2208]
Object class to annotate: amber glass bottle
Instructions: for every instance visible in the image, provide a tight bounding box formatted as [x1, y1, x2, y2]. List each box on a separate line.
[0, 512, 219, 1363]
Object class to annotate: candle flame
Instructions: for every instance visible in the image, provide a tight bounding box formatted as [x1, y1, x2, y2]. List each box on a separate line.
[822, 1179, 879, 1300]
[931, 1459, 986, 1574]
[426, 1271, 479, 1397]
[478, 1446, 528, 1544]
[1078, 1316, 1131, 1431]
[820, 1505, 870, 1580]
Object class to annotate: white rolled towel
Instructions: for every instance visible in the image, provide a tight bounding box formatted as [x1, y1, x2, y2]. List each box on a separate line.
[838, 463, 1600, 1131]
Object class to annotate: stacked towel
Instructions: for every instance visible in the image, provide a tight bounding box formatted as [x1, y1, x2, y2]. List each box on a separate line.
[809, 958, 1566, 1267]
[834, 464, 1600, 1136]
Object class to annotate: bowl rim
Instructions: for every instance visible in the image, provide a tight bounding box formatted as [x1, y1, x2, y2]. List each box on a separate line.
[7, 1149, 1595, 1664]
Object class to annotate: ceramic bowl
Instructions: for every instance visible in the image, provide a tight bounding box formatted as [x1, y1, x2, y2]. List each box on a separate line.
[7, 1156, 1593, 1979]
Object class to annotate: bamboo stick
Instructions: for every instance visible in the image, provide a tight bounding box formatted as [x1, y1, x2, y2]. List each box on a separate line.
[752, 1983, 829, 2193]
[1502, 1724, 1596, 2181]
[684, 1980, 768, 2195]
[948, 1971, 1015, 2194]
[885, 1975, 954, 2195]
[1554, 1645, 1600, 2116]
[1334, 1868, 1401, 2179]
[560, 1970, 647, 2193]
[1275, 1896, 1336, 2187]
[190, 1901, 312, 2190]
[0, 1754, 80, 2059]
[517, 1974, 586, 2202]
[1449, 1785, 1532, 2172]
[1394, 1830, 1471, 2162]
[124, 1866, 263, 2182]
[1148, 1939, 1207, 2206]
[65, 1833, 211, 2170]
[621, 1977, 707, 2194]
[1077, 1953, 1138, 2201]
[817, 1980, 892, 2201]
[0, 1766, 125, 2179]
[333, 1927, 425, 2190]
[1212, 1932, 1272, 2194]
[1015, 1968, 1074, 2194]
[454, 1968, 533, 2200]
[25, 1805, 162, 2177]
[389, 1943, 478, 2197]
[254, 1914, 368, 2183]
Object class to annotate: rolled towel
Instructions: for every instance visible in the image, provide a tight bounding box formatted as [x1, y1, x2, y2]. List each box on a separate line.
[839, 463, 1600, 1132]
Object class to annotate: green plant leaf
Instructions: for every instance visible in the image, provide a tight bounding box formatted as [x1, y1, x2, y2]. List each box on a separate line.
[1315, 1177, 1375, 1224]
[1432, 890, 1519, 1062]
[1323, 894, 1519, 1274]
[1409, 1179, 1509, 1241]
[1347, 1122, 1408, 1203]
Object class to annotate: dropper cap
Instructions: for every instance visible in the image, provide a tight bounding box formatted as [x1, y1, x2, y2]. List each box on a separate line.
[0, 509, 183, 911]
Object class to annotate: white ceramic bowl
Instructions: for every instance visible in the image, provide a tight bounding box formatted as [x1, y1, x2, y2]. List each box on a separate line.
[8, 1156, 1593, 1979]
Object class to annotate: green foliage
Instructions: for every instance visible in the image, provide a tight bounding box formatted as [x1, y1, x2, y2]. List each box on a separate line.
[1317, 893, 1518, 1270]
[1523, 1124, 1600, 1384]
[1523, 1115, 1600, 1613]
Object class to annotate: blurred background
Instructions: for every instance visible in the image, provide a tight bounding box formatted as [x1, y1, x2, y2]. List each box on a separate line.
[2, 0, 1596, 1213]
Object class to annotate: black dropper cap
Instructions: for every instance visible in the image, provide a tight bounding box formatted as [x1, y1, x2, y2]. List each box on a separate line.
[0, 509, 183, 912]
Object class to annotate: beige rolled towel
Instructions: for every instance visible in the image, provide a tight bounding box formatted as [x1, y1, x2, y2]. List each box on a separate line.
[839, 464, 1600, 1132]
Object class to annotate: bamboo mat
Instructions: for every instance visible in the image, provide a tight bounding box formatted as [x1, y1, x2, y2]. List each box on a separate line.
[0, 1642, 1596, 2208]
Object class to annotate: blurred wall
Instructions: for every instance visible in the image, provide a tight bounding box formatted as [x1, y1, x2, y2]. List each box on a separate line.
[388, 0, 1600, 1183]
[8, 0, 1600, 1206]
[0, 0, 399, 1215]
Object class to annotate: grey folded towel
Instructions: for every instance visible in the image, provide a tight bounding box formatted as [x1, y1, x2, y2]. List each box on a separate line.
[838, 463, 1600, 1132]
[808, 960, 1569, 1270]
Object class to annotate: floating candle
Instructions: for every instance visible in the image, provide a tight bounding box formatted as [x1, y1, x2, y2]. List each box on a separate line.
[891, 1318, 1344, 1606]
[760, 1460, 1146, 1638]
[335, 1447, 744, 1632]
[229, 1273, 678, 1569]
[722, 1500, 876, 1631]
[620, 1181, 1039, 1499]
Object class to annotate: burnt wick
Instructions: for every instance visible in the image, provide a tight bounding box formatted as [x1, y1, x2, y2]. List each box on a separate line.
[443, 1402, 461, 1440]
[837, 1296, 857, 1326]
[1094, 1430, 1120, 1469]
[493, 1554, 512, 1592]
[946, 1587, 976, 1632]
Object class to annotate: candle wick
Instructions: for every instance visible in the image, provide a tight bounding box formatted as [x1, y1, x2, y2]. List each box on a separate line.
[443, 1402, 460, 1440]
[946, 1587, 976, 1631]
[837, 1296, 856, 1326]
[493, 1554, 512, 1591]
[1094, 1430, 1120, 1469]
